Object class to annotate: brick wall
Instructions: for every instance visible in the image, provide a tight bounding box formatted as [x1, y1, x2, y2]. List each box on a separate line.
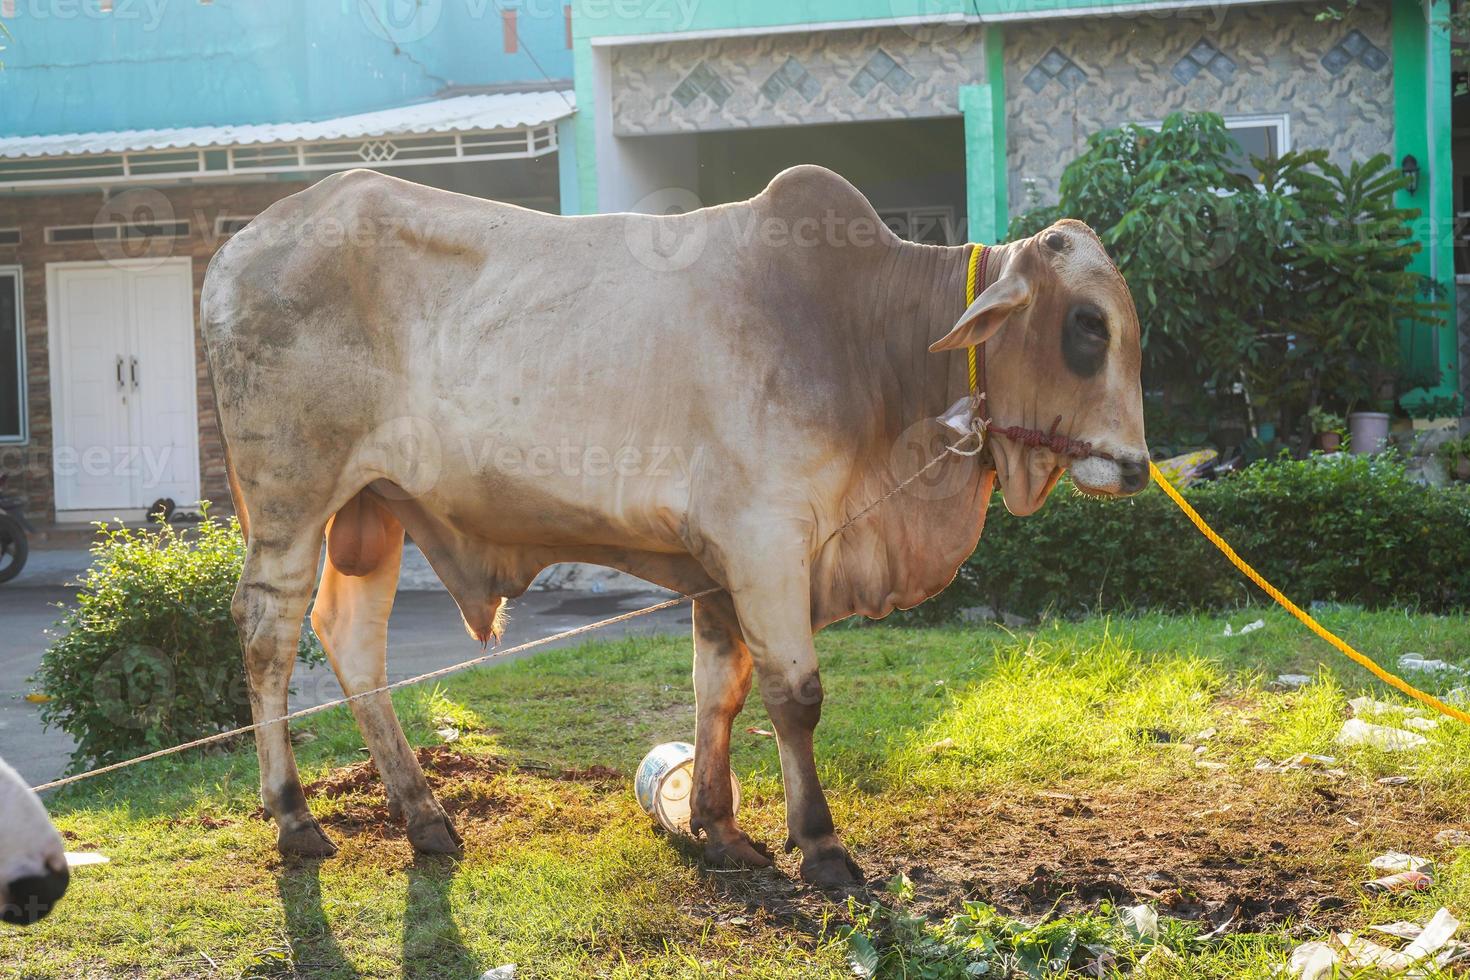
[0, 181, 307, 524]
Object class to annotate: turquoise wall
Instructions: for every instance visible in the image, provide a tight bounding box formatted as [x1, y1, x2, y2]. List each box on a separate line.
[0, 0, 575, 137]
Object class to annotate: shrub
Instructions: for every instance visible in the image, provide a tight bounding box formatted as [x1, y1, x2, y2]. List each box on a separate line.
[36, 513, 322, 771]
[952, 454, 1470, 618]
[1010, 112, 1439, 442]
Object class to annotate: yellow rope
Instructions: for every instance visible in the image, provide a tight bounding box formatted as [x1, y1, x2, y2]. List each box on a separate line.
[965, 244, 983, 393]
[1148, 460, 1470, 725]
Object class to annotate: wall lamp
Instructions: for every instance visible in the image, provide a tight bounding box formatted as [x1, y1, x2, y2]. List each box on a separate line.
[1401, 154, 1420, 194]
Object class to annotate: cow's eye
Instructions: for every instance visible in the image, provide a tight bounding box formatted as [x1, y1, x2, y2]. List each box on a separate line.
[1063, 304, 1108, 377]
[1075, 309, 1107, 342]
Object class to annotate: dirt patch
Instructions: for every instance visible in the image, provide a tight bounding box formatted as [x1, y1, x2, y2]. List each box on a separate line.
[284, 746, 625, 837]
[677, 772, 1465, 943]
[265, 749, 1459, 939]
[856, 773, 1458, 935]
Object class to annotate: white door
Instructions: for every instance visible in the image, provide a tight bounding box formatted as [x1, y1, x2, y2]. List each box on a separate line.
[49, 260, 200, 518]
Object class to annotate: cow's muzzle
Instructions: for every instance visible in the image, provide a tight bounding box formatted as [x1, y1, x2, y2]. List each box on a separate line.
[1, 865, 68, 926]
[1071, 453, 1150, 498]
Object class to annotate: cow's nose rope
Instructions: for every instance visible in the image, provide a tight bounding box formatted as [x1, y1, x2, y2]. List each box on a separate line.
[965, 244, 1113, 462]
[1151, 460, 1470, 726]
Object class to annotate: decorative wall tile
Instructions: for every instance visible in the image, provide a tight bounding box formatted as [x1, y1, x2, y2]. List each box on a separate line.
[760, 57, 821, 103]
[610, 25, 985, 136]
[1173, 38, 1236, 86]
[672, 62, 732, 108]
[1026, 47, 1087, 93]
[1005, 0, 1394, 215]
[1322, 28, 1389, 74]
[851, 49, 915, 97]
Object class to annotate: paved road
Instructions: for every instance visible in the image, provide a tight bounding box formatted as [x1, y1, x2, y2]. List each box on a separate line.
[0, 551, 691, 787]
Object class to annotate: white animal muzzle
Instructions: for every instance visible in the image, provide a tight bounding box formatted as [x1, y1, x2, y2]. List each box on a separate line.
[1071, 453, 1150, 497]
[0, 757, 68, 926]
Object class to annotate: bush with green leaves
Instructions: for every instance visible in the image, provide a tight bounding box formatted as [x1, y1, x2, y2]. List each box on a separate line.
[36, 513, 323, 771]
[935, 453, 1470, 620]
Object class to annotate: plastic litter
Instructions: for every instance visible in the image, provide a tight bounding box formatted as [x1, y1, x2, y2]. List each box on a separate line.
[1222, 619, 1265, 637]
[1368, 852, 1433, 873]
[1275, 674, 1313, 690]
[1290, 908, 1462, 978]
[1348, 696, 1424, 718]
[1120, 904, 1158, 941]
[1378, 775, 1413, 786]
[64, 852, 109, 868]
[1398, 653, 1464, 675]
[1255, 753, 1340, 774]
[1336, 718, 1429, 752]
[479, 967, 516, 980]
[1362, 870, 1432, 895]
[1288, 941, 1338, 980]
[1435, 829, 1470, 848]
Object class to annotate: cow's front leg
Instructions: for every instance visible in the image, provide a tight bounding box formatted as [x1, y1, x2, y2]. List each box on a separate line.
[690, 592, 772, 868]
[725, 542, 863, 888]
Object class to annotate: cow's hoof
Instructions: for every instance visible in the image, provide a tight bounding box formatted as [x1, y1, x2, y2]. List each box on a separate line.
[408, 812, 463, 856]
[798, 844, 864, 889]
[278, 821, 338, 858]
[703, 832, 774, 869]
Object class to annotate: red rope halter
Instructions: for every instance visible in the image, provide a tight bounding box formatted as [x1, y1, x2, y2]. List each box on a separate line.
[969, 245, 1114, 463]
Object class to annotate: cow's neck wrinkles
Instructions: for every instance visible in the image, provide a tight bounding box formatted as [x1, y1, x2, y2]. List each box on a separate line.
[871, 238, 1014, 429]
[808, 238, 1011, 627]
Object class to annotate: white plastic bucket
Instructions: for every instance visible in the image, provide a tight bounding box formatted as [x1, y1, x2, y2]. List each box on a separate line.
[634, 741, 740, 836]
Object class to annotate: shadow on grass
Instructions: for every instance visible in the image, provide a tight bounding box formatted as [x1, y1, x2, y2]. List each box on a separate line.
[274, 856, 476, 979]
[278, 858, 358, 979]
[402, 856, 476, 979]
[662, 829, 851, 943]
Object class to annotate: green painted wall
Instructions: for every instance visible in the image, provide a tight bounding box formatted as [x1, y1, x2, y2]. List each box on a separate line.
[1392, 0, 1458, 411]
[959, 25, 1009, 244]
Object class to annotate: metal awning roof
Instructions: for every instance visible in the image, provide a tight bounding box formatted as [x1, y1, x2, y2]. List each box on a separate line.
[0, 91, 576, 191]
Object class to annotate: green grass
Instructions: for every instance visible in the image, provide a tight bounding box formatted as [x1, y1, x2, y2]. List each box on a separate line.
[12, 607, 1470, 978]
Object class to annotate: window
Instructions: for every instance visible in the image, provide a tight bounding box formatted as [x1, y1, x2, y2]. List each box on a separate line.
[1222, 114, 1289, 182]
[1134, 114, 1289, 184]
[0, 229, 17, 247]
[214, 215, 256, 237]
[878, 207, 960, 246]
[0, 268, 25, 443]
[46, 220, 190, 244]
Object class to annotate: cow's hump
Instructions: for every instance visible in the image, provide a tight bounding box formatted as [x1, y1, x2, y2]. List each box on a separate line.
[758, 165, 894, 237]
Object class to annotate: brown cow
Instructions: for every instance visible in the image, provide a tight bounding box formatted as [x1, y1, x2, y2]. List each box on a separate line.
[200, 165, 1147, 886]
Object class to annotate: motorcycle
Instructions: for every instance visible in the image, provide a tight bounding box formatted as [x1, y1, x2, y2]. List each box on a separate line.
[0, 474, 31, 585]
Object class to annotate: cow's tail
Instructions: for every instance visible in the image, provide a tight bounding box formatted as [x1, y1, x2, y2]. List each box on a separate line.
[200, 279, 249, 544]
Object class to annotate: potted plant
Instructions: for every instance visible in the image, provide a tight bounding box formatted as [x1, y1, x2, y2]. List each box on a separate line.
[1308, 407, 1347, 452]
[1440, 434, 1470, 482]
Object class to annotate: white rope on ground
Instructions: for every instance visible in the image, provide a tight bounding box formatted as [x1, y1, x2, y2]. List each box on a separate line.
[32, 437, 980, 795]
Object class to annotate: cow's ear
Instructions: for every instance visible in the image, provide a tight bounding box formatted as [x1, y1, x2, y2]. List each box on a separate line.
[928, 272, 1034, 352]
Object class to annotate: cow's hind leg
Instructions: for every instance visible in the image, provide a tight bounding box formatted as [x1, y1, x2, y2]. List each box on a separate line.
[689, 592, 772, 868]
[235, 521, 335, 857]
[313, 493, 462, 855]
